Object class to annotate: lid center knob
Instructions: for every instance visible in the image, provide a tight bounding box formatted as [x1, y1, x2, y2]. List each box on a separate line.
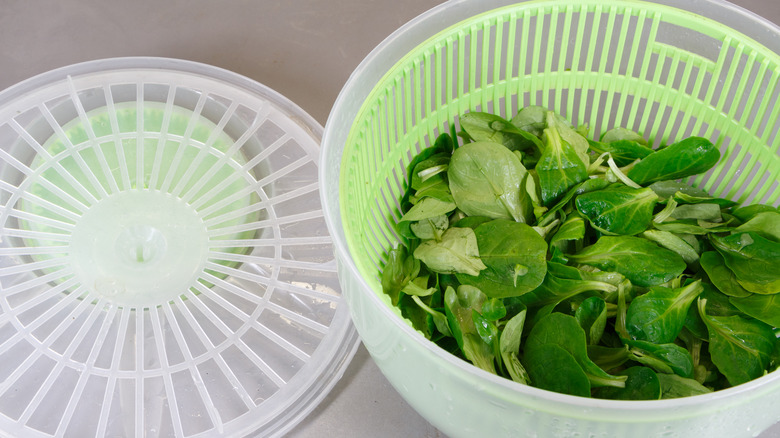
[116, 225, 167, 265]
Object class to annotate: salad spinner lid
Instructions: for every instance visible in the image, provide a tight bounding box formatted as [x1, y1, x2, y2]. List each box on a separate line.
[0, 57, 359, 437]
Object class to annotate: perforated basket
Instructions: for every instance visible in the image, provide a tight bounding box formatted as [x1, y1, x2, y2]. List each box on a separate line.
[321, 0, 780, 437]
[0, 58, 359, 438]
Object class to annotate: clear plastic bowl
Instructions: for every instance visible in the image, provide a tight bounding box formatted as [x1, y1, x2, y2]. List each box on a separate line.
[320, 1, 780, 437]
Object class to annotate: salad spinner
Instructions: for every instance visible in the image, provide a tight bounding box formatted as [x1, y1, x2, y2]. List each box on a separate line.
[320, 0, 780, 437]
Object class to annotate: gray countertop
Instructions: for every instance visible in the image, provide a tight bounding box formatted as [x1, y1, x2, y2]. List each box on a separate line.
[1, 1, 779, 437]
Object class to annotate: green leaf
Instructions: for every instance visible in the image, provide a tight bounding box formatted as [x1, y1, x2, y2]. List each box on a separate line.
[575, 296, 608, 345]
[444, 285, 496, 373]
[400, 197, 457, 222]
[517, 263, 617, 309]
[657, 373, 713, 399]
[448, 141, 533, 222]
[626, 339, 695, 378]
[510, 105, 547, 137]
[381, 245, 419, 306]
[641, 230, 700, 264]
[627, 137, 720, 185]
[460, 111, 543, 151]
[414, 227, 487, 276]
[699, 251, 751, 297]
[730, 294, 780, 328]
[500, 307, 530, 384]
[576, 185, 658, 235]
[526, 313, 627, 388]
[626, 280, 704, 344]
[587, 345, 631, 372]
[600, 127, 648, 145]
[653, 219, 733, 235]
[672, 192, 737, 209]
[588, 138, 654, 167]
[731, 204, 779, 223]
[456, 220, 547, 298]
[735, 211, 780, 242]
[592, 366, 661, 400]
[710, 231, 780, 294]
[551, 214, 586, 245]
[569, 236, 687, 287]
[537, 112, 589, 206]
[410, 153, 450, 191]
[481, 298, 507, 321]
[411, 295, 452, 337]
[409, 214, 449, 240]
[524, 343, 591, 397]
[698, 298, 776, 386]
[649, 181, 710, 200]
[670, 203, 723, 222]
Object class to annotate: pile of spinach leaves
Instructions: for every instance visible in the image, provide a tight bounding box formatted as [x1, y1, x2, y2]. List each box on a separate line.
[382, 106, 780, 400]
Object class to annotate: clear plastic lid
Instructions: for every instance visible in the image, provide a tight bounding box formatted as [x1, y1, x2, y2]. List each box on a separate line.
[0, 57, 359, 437]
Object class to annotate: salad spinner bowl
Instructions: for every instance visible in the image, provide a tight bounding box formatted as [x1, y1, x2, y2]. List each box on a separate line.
[320, 0, 780, 437]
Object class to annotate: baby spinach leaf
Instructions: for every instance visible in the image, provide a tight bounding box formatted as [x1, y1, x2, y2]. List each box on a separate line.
[627, 137, 720, 185]
[641, 230, 700, 264]
[410, 153, 450, 191]
[592, 366, 661, 400]
[626, 339, 694, 378]
[500, 307, 530, 384]
[481, 297, 507, 321]
[587, 345, 631, 372]
[411, 295, 452, 337]
[473, 310, 500, 360]
[551, 214, 586, 244]
[400, 196, 457, 222]
[537, 113, 589, 206]
[710, 231, 780, 294]
[730, 294, 780, 327]
[670, 203, 723, 222]
[537, 178, 609, 226]
[381, 245, 420, 306]
[649, 181, 710, 199]
[588, 139, 654, 167]
[601, 127, 648, 145]
[410, 214, 449, 240]
[448, 141, 533, 222]
[414, 227, 487, 276]
[626, 280, 704, 344]
[444, 285, 496, 373]
[699, 251, 751, 297]
[451, 215, 493, 230]
[735, 211, 780, 242]
[524, 343, 591, 397]
[698, 298, 776, 386]
[510, 105, 547, 137]
[569, 236, 687, 287]
[575, 296, 608, 345]
[517, 263, 617, 309]
[657, 373, 713, 399]
[672, 192, 737, 209]
[732, 204, 779, 223]
[526, 313, 627, 388]
[575, 185, 658, 235]
[457, 220, 547, 298]
[653, 220, 733, 235]
[460, 111, 543, 151]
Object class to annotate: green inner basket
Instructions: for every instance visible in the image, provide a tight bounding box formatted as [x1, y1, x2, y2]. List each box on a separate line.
[339, 0, 780, 311]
